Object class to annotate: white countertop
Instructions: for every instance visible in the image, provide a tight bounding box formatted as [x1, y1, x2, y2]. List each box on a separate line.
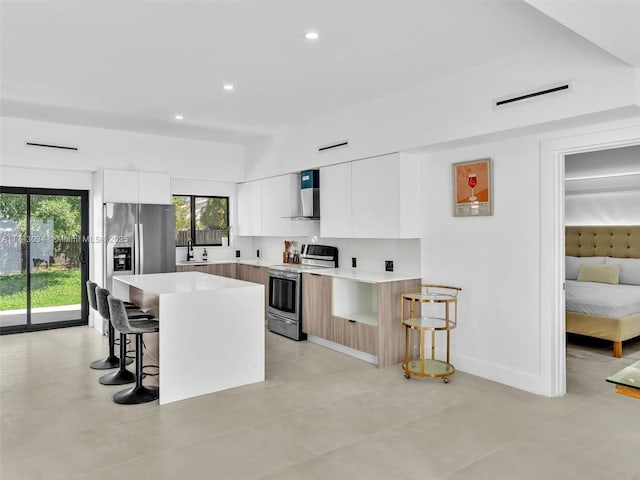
[114, 272, 259, 294]
[310, 268, 421, 284]
[176, 259, 274, 267]
[175, 260, 420, 283]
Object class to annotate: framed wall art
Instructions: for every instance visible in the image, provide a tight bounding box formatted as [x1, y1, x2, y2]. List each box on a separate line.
[453, 158, 493, 216]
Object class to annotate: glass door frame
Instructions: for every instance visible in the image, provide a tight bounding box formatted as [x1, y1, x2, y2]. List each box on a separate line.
[0, 186, 89, 334]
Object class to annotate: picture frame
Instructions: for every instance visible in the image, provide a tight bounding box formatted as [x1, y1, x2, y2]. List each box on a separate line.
[453, 158, 493, 216]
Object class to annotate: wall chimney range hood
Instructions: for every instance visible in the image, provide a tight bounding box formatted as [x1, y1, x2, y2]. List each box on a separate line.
[299, 169, 320, 219]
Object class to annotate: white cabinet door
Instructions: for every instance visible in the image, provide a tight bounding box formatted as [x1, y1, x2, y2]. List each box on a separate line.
[102, 170, 139, 203]
[103, 170, 172, 204]
[320, 163, 352, 238]
[261, 174, 307, 237]
[237, 180, 262, 236]
[351, 154, 399, 238]
[139, 172, 171, 204]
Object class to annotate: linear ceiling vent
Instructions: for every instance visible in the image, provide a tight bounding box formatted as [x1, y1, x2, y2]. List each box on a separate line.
[318, 139, 349, 153]
[26, 141, 78, 151]
[494, 81, 571, 109]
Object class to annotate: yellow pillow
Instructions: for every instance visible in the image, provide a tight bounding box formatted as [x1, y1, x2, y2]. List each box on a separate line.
[576, 263, 621, 285]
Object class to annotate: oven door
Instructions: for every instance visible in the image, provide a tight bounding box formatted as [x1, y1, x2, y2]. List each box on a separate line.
[267, 270, 300, 322]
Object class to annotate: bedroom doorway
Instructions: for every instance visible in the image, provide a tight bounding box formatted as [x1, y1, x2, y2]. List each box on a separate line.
[540, 123, 640, 397]
[564, 146, 640, 358]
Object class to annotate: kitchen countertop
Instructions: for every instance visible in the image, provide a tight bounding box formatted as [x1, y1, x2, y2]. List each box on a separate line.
[176, 259, 274, 267]
[176, 260, 420, 283]
[114, 271, 257, 294]
[309, 268, 421, 284]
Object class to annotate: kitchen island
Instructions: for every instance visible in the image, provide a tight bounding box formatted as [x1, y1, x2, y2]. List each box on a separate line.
[112, 272, 265, 405]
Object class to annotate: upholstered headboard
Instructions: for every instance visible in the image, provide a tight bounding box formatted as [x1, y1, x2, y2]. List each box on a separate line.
[566, 225, 640, 258]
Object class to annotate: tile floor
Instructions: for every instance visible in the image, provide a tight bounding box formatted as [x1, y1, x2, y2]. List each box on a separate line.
[1, 327, 639, 480]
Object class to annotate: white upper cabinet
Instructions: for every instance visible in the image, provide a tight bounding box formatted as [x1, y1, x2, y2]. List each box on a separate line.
[320, 162, 352, 238]
[102, 170, 138, 203]
[138, 172, 172, 204]
[320, 153, 421, 239]
[102, 169, 171, 204]
[238, 173, 311, 237]
[237, 180, 262, 236]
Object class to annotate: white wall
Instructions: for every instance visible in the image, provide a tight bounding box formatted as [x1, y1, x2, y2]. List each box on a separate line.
[565, 145, 640, 225]
[252, 236, 421, 275]
[0, 116, 245, 181]
[421, 136, 542, 391]
[245, 34, 638, 179]
[565, 190, 640, 225]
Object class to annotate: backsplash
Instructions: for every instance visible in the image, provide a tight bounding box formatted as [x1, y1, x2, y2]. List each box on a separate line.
[252, 236, 422, 274]
[175, 236, 254, 263]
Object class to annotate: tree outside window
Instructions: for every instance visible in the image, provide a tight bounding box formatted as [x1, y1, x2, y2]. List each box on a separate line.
[173, 195, 229, 246]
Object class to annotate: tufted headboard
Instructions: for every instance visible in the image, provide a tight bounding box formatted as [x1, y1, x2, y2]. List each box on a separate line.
[566, 225, 640, 258]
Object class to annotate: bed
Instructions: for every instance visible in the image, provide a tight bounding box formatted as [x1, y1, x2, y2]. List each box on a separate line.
[565, 225, 640, 358]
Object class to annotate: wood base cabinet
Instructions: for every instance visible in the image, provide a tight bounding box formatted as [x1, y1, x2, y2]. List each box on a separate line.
[176, 263, 237, 278]
[302, 273, 333, 337]
[303, 273, 420, 368]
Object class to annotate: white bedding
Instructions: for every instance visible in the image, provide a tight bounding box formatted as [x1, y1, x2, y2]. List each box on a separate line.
[565, 280, 640, 319]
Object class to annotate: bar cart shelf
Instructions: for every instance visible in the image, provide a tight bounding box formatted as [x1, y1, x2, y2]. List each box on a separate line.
[401, 284, 461, 383]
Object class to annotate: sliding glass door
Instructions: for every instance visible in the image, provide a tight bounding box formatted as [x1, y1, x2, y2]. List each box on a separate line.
[0, 187, 89, 333]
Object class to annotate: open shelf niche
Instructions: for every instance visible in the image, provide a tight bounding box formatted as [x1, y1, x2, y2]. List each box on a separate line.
[332, 277, 378, 326]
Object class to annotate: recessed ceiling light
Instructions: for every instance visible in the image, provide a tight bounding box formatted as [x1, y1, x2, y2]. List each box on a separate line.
[174, 114, 184, 120]
[304, 31, 319, 40]
[223, 84, 234, 91]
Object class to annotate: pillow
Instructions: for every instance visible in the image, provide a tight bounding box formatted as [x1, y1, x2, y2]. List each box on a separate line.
[565, 256, 606, 280]
[577, 263, 621, 285]
[605, 257, 640, 285]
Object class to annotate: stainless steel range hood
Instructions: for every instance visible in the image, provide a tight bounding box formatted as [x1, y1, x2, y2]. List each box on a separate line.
[300, 169, 319, 219]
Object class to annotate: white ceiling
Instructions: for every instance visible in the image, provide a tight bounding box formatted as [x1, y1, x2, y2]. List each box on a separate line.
[0, 0, 636, 146]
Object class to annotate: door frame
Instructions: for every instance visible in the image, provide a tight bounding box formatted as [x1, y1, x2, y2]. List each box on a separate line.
[0, 186, 89, 334]
[540, 122, 640, 397]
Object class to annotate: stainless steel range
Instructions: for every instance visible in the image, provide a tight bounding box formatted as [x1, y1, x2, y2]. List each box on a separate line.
[267, 244, 338, 340]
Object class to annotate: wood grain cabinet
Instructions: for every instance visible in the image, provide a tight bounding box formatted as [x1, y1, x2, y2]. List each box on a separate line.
[302, 273, 332, 337]
[176, 263, 236, 278]
[304, 273, 420, 368]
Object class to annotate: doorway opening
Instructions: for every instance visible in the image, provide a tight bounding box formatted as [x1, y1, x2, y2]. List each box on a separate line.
[0, 187, 90, 334]
[541, 123, 640, 397]
[563, 146, 640, 358]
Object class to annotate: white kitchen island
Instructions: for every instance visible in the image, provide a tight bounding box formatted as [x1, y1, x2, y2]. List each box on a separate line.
[112, 272, 265, 405]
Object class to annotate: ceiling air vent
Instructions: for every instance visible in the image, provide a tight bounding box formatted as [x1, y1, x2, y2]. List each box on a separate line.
[494, 81, 571, 109]
[318, 139, 349, 153]
[26, 141, 78, 151]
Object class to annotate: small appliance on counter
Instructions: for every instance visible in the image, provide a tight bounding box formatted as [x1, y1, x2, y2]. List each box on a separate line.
[267, 244, 338, 341]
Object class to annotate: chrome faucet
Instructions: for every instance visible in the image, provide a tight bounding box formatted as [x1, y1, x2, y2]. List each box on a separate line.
[186, 239, 194, 261]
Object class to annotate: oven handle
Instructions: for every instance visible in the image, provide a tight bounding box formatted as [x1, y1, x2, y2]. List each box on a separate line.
[268, 270, 300, 280]
[268, 311, 298, 325]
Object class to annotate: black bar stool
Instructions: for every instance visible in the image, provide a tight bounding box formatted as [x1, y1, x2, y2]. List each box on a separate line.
[96, 286, 153, 386]
[108, 295, 160, 404]
[88, 281, 123, 370]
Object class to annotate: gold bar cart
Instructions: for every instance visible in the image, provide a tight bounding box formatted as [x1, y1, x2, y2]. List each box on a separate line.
[401, 284, 461, 383]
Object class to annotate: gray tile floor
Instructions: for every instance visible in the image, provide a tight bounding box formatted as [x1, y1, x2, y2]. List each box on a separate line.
[1, 327, 639, 480]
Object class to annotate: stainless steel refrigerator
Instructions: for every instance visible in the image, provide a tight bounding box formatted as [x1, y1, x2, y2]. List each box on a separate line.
[104, 203, 176, 290]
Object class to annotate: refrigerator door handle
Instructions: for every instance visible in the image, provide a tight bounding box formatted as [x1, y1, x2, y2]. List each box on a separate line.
[139, 223, 144, 274]
[133, 223, 140, 274]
